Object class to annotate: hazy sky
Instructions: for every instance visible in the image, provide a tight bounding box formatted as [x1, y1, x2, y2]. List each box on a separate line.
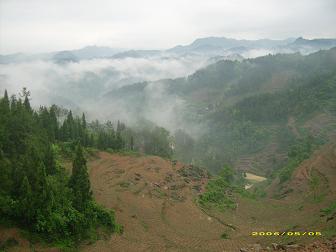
[0, 0, 335, 54]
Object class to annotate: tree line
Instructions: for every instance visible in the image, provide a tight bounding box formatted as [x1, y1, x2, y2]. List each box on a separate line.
[0, 89, 125, 245]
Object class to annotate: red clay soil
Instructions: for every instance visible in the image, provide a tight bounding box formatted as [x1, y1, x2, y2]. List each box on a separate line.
[83, 152, 241, 251]
[81, 151, 336, 252]
[1, 148, 335, 251]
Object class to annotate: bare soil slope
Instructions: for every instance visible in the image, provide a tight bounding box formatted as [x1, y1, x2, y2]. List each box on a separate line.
[83, 152, 247, 251]
[2, 147, 335, 251]
[83, 151, 336, 251]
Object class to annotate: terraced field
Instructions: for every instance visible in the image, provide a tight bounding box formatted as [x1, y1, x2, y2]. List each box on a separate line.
[2, 147, 334, 251]
[83, 152, 245, 251]
[82, 149, 336, 251]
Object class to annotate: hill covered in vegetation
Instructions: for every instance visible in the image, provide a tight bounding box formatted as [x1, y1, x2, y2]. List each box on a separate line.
[103, 47, 336, 176]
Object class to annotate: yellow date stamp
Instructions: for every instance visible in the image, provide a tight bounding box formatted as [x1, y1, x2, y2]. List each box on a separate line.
[251, 231, 322, 236]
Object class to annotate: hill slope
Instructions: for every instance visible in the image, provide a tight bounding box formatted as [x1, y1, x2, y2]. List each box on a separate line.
[1, 149, 335, 251]
[83, 151, 336, 251]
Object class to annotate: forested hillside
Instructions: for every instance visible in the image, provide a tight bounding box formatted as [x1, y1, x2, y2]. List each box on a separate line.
[1, 47, 335, 251]
[0, 88, 175, 247]
[103, 48, 336, 174]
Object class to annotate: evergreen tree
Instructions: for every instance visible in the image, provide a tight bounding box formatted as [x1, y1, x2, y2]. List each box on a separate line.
[69, 144, 92, 211]
[19, 176, 33, 224]
[0, 90, 119, 242]
[81, 113, 87, 129]
[20, 87, 32, 113]
[2, 90, 10, 113]
[44, 144, 57, 175]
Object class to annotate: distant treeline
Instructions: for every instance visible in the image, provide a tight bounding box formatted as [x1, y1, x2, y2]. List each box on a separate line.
[30, 95, 173, 158]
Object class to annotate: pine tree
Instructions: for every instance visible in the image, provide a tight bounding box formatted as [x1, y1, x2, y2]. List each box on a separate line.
[0, 91, 10, 152]
[45, 144, 57, 175]
[19, 176, 33, 224]
[20, 87, 32, 113]
[2, 90, 10, 113]
[49, 105, 59, 140]
[81, 113, 86, 130]
[69, 143, 92, 210]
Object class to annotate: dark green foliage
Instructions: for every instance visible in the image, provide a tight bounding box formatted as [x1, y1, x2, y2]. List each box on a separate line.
[0, 237, 19, 251]
[134, 120, 173, 159]
[277, 135, 321, 183]
[219, 165, 235, 183]
[69, 144, 92, 211]
[198, 165, 245, 211]
[165, 48, 336, 174]
[194, 120, 269, 173]
[174, 129, 194, 163]
[320, 201, 336, 216]
[185, 68, 335, 174]
[0, 89, 119, 246]
[220, 232, 229, 239]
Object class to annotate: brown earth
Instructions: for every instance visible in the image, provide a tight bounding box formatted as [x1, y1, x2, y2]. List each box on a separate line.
[82, 152, 245, 252]
[81, 151, 335, 251]
[1, 146, 335, 252]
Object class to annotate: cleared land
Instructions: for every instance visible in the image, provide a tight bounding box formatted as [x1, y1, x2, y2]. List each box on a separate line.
[1, 146, 335, 251]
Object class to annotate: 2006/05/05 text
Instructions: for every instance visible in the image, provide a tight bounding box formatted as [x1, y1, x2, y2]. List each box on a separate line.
[251, 231, 322, 236]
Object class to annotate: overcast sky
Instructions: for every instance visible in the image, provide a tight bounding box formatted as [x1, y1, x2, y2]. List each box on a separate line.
[0, 0, 335, 54]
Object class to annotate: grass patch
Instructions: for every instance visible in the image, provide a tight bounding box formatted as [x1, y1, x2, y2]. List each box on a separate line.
[0, 238, 19, 251]
[220, 232, 230, 239]
[198, 165, 246, 211]
[322, 226, 336, 239]
[118, 181, 131, 188]
[277, 135, 322, 183]
[140, 220, 149, 232]
[321, 201, 336, 216]
[152, 188, 167, 198]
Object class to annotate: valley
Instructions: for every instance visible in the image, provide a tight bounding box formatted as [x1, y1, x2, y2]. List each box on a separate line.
[1, 35, 336, 252]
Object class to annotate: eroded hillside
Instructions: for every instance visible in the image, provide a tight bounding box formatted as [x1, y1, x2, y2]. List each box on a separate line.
[82, 149, 336, 251]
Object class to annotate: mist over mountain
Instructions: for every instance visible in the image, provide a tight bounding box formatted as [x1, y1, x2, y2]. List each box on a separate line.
[1, 31, 336, 252]
[2, 36, 336, 64]
[1, 36, 335, 134]
[2, 0, 336, 249]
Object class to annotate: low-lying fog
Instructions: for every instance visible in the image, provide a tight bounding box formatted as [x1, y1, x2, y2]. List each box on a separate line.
[0, 54, 213, 136]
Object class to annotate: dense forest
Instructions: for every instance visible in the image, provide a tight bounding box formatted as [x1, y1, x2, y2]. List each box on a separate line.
[171, 48, 336, 174]
[1, 48, 335, 249]
[100, 47, 336, 175]
[192, 69, 336, 173]
[0, 89, 121, 245]
[0, 88, 173, 246]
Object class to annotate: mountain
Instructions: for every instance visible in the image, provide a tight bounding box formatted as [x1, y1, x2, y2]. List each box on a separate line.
[0, 45, 123, 64]
[168, 37, 295, 55]
[102, 47, 336, 174]
[167, 36, 336, 57]
[167, 37, 294, 55]
[290, 37, 336, 48]
[70, 45, 122, 59]
[52, 50, 79, 63]
[2, 37, 336, 64]
[111, 50, 162, 59]
[281, 37, 336, 54]
[1, 42, 336, 252]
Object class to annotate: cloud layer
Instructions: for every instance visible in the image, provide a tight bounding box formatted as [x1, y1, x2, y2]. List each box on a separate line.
[1, 0, 335, 54]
